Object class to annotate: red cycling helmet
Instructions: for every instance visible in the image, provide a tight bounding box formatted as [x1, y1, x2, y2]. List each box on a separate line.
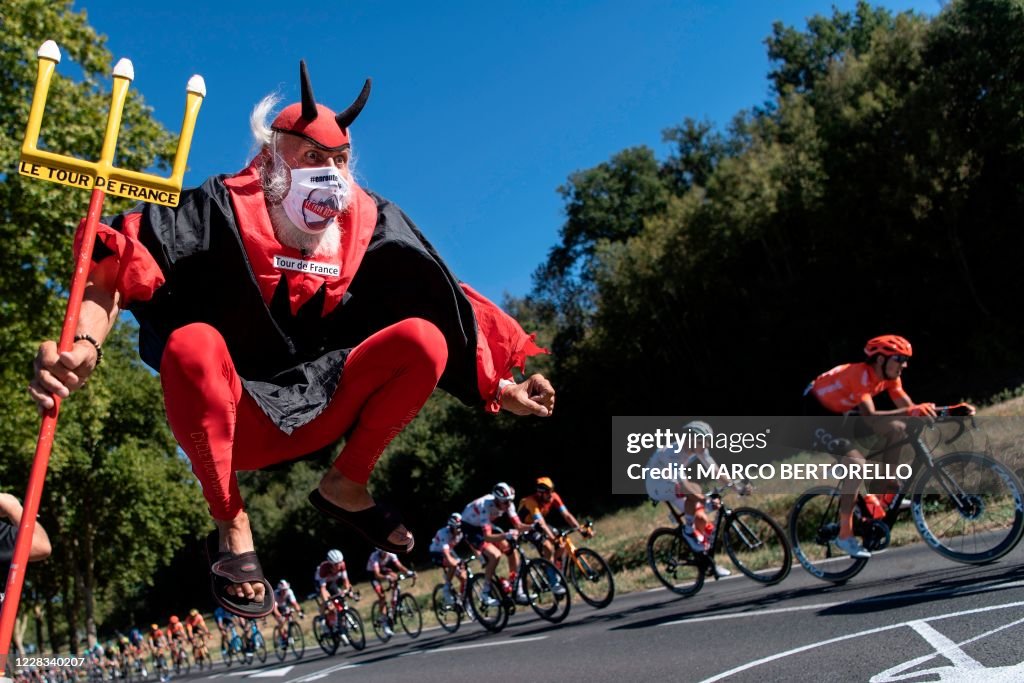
[864, 335, 912, 358]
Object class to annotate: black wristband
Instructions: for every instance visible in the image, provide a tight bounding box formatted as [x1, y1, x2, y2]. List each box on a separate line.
[73, 334, 103, 367]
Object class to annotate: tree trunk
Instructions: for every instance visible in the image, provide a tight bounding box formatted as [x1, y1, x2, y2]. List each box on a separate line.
[45, 597, 59, 654]
[12, 612, 27, 657]
[33, 602, 45, 656]
[82, 525, 96, 649]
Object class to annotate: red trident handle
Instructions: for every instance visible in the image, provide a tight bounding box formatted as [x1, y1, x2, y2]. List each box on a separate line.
[0, 40, 204, 677]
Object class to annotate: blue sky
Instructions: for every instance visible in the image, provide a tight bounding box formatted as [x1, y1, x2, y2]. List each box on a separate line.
[66, 0, 941, 303]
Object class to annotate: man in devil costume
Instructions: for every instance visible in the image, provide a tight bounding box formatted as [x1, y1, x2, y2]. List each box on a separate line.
[29, 62, 554, 618]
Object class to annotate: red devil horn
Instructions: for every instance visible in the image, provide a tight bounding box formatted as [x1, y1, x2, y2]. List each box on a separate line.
[335, 79, 372, 130]
[300, 60, 318, 121]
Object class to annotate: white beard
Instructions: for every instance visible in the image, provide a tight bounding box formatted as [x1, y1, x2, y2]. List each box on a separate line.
[262, 153, 344, 258]
[268, 203, 341, 257]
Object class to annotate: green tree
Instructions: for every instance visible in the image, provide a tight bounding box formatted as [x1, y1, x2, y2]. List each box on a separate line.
[1, 0, 199, 650]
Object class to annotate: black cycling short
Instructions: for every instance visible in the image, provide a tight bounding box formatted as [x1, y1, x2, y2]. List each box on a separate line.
[429, 551, 447, 567]
[462, 522, 487, 549]
[802, 390, 857, 456]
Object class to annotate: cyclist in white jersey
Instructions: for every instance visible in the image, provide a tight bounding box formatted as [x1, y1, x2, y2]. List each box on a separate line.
[271, 580, 303, 644]
[429, 513, 468, 605]
[314, 549, 353, 642]
[367, 549, 413, 637]
[461, 482, 534, 604]
[646, 420, 749, 577]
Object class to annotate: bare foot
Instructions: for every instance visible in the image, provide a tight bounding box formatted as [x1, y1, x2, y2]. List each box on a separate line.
[214, 512, 266, 603]
[318, 469, 413, 549]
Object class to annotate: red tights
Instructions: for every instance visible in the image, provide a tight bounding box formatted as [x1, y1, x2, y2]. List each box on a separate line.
[160, 318, 447, 520]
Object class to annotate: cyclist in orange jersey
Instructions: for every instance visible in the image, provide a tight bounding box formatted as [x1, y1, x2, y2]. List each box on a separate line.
[518, 478, 586, 572]
[167, 615, 187, 644]
[185, 609, 210, 661]
[803, 334, 972, 559]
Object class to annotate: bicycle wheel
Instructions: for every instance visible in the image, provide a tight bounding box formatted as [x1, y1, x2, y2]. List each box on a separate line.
[912, 451, 1024, 563]
[396, 593, 423, 638]
[312, 615, 338, 656]
[723, 507, 792, 585]
[252, 632, 267, 663]
[524, 558, 571, 623]
[568, 547, 615, 608]
[432, 583, 461, 633]
[646, 527, 705, 596]
[221, 641, 234, 668]
[174, 651, 190, 677]
[274, 628, 288, 662]
[467, 574, 506, 633]
[287, 622, 305, 660]
[341, 608, 366, 651]
[788, 487, 868, 583]
[370, 602, 392, 642]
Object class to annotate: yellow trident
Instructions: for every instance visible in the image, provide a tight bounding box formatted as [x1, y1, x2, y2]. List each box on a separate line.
[0, 41, 205, 678]
[19, 39, 205, 205]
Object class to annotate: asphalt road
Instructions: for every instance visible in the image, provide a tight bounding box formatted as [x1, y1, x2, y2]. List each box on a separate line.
[176, 540, 1024, 682]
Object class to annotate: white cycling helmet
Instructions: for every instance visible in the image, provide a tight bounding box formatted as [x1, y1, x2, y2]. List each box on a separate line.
[327, 549, 344, 563]
[277, 579, 289, 590]
[448, 512, 462, 529]
[492, 482, 515, 502]
[682, 420, 713, 438]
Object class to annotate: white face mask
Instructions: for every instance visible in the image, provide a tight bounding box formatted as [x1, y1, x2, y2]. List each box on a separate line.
[280, 166, 351, 234]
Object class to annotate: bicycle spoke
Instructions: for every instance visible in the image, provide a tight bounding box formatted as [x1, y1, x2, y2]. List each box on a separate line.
[913, 452, 1024, 563]
[724, 508, 791, 584]
[646, 527, 705, 596]
[788, 487, 868, 583]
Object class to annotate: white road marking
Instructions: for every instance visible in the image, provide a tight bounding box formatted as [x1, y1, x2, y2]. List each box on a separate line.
[660, 601, 843, 626]
[699, 599, 1024, 682]
[424, 635, 548, 655]
[249, 665, 295, 677]
[282, 663, 359, 683]
[663, 578, 1024, 627]
[870, 615, 1024, 682]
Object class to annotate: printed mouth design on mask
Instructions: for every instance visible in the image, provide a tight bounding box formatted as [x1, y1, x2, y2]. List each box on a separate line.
[302, 188, 343, 230]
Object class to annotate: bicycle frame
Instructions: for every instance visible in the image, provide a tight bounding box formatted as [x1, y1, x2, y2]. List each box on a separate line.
[822, 416, 986, 535]
[662, 495, 730, 569]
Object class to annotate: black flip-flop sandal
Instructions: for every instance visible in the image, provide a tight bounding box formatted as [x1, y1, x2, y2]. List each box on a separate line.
[308, 489, 414, 554]
[204, 531, 275, 618]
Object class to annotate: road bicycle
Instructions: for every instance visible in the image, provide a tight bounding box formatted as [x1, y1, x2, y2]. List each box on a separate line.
[190, 631, 213, 672]
[789, 408, 1024, 583]
[370, 573, 422, 642]
[126, 647, 149, 681]
[241, 617, 267, 664]
[149, 648, 169, 681]
[647, 483, 792, 596]
[169, 637, 191, 676]
[553, 522, 615, 609]
[431, 553, 485, 633]
[272, 608, 305, 662]
[220, 622, 247, 667]
[312, 589, 366, 655]
[468, 531, 571, 632]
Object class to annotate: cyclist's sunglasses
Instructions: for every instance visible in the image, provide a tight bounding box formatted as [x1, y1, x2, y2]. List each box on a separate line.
[536, 485, 552, 493]
[888, 354, 910, 363]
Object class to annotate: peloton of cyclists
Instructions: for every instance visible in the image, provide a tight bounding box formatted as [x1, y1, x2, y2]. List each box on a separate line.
[461, 482, 535, 605]
[804, 334, 975, 559]
[429, 512, 468, 606]
[367, 548, 414, 637]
